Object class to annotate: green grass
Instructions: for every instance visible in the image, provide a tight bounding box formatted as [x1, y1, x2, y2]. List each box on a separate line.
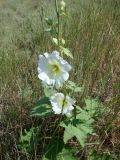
[0, 0, 120, 159]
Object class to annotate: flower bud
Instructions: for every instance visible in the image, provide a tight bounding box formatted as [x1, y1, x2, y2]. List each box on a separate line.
[60, 0, 66, 11]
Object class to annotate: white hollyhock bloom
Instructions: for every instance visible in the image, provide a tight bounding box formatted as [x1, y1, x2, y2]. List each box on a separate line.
[50, 93, 75, 116]
[38, 51, 71, 88]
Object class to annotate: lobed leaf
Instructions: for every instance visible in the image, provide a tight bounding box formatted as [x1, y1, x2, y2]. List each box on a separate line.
[57, 147, 78, 160]
[43, 138, 64, 160]
[61, 110, 94, 147]
[85, 98, 110, 117]
[66, 81, 83, 93]
[31, 97, 52, 117]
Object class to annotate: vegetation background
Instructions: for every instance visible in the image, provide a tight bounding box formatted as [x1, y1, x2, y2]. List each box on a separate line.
[0, 0, 120, 159]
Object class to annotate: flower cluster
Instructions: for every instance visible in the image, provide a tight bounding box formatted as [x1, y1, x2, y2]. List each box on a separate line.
[38, 51, 75, 116]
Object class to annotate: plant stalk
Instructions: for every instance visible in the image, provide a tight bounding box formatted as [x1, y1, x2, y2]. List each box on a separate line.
[55, 0, 61, 51]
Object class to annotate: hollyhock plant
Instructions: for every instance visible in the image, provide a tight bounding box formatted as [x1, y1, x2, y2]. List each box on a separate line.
[50, 92, 75, 116]
[30, 0, 94, 154]
[38, 51, 71, 89]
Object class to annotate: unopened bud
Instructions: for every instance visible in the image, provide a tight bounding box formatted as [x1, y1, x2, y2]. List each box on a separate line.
[60, 0, 66, 11]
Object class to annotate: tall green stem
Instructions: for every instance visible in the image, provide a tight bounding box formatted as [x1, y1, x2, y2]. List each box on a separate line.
[55, 0, 61, 51]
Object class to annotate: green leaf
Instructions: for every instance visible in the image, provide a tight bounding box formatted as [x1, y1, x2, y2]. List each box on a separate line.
[43, 138, 64, 160]
[31, 97, 52, 117]
[44, 86, 56, 97]
[45, 18, 53, 25]
[43, 143, 78, 160]
[61, 110, 93, 147]
[76, 110, 94, 124]
[85, 98, 110, 117]
[57, 147, 78, 160]
[52, 38, 65, 46]
[67, 81, 76, 88]
[18, 127, 39, 153]
[61, 123, 85, 147]
[61, 39, 65, 45]
[60, 46, 73, 58]
[88, 150, 117, 160]
[44, 28, 53, 33]
[52, 38, 58, 45]
[74, 87, 83, 93]
[66, 81, 83, 93]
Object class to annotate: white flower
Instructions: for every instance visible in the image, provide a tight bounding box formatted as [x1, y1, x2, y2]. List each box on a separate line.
[50, 93, 75, 116]
[38, 51, 71, 88]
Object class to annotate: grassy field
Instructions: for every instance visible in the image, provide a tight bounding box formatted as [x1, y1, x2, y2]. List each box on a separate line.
[0, 0, 120, 159]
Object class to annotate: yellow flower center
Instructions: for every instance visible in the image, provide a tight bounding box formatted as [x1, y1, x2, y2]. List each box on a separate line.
[59, 99, 68, 108]
[51, 63, 61, 76]
[63, 100, 68, 107]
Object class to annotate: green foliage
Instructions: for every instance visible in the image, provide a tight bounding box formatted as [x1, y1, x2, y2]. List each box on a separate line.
[43, 140, 77, 160]
[60, 46, 73, 58]
[85, 98, 110, 118]
[45, 18, 53, 26]
[61, 110, 94, 147]
[44, 85, 57, 97]
[88, 150, 117, 160]
[31, 97, 52, 117]
[18, 127, 39, 153]
[44, 28, 53, 33]
[43, 138, 64, 160]
[66, 80, 83, 93]
[52, 37, 58, 45]
[52, 38, 65, 46]
[57, 147, 78, 160]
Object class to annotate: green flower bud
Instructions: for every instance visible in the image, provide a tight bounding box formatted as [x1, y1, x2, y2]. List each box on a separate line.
[60, 0, 66, 11]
